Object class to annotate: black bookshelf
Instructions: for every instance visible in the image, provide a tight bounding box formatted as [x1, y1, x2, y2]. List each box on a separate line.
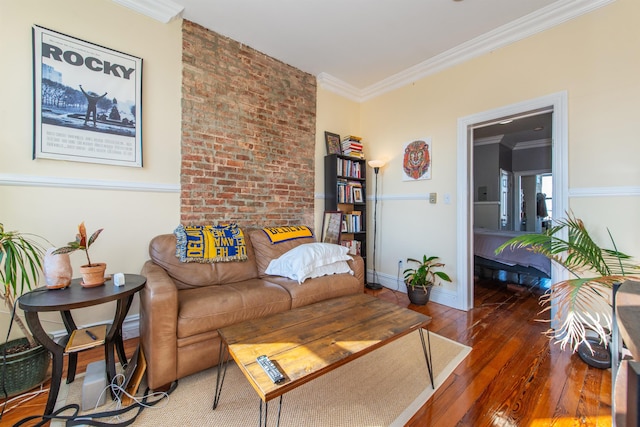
[324, 154, 368, 281]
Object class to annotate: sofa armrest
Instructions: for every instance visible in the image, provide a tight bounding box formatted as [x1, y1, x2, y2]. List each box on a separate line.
[348, 255, 365, 289]
[140, 260, 179, 389]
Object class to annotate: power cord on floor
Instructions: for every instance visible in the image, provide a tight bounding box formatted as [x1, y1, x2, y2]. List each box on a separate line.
[392, 259, 403, 304]
[105, 373, 171, 413]
[13, 372, 177, 426]
[0, 385, 49, 415]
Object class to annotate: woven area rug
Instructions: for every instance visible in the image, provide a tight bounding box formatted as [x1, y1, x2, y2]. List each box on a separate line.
[54, 330, 470, 427]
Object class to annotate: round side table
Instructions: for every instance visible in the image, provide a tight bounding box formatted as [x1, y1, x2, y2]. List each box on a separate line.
[19, 274, 146, 416]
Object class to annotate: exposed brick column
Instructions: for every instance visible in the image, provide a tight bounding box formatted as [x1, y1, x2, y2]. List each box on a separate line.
[181, 21, 316, 227]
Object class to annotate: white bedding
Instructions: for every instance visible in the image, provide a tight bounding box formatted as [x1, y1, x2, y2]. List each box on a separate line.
[474, 228, 551, 277]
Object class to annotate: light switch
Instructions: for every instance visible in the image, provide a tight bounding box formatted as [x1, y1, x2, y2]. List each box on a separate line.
[429, 193, 437, 204]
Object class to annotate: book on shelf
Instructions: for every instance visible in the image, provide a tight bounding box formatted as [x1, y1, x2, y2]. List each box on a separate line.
[341, 135, 364, 158]
[336, 158, 362, 178]
[342, 150, 364, 159]
[65, 324, 107, 353]
[341, 141, 363, 150]
[340, 239, 361, 256]
[337, 180, 363, 203]
[342, 210, 362, 233]
[341, 135, 362, 142]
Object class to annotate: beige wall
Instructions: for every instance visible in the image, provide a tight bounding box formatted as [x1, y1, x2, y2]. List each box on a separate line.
[318, 0, 640, 298]
[2, 0, 639, 340]
[0, 0, 182, 338]
[314, 89, 361, 232]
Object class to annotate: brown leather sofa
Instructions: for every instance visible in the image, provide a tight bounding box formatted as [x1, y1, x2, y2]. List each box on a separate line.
[139, 228, 364, 390]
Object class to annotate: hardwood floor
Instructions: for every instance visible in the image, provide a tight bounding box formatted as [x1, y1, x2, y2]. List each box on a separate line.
[1, 280, 611, 426]
[378, 279, 612, 427]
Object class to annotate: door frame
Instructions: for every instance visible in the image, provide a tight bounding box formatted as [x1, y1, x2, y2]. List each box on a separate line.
[456, 91, 569, 311]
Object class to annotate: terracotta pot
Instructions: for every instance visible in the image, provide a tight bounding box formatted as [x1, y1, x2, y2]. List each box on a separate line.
[79, 263, 107, 287]
[43, 248, 72, 289]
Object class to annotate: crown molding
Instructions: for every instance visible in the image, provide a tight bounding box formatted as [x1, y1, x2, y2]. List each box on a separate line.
[474, 136, 551, 150]
[473, 136, 504, 147]
[320, 0, 616, 102]
[111, 0, 184, 23]
[512, 138, 552, 150]
[317, 73, 363, 102]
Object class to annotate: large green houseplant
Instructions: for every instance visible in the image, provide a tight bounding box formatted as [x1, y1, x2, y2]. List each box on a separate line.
[0, 223, 51, 397]
[496, 213, 640, 352]
[403, 255, 452, 305]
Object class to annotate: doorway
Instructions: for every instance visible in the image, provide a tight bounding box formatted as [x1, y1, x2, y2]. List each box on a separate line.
[473, 111, 552, 233]
[456, 92, 569, 311]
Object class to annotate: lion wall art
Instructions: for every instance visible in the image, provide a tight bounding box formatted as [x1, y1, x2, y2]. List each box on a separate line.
[402, 138, 432, 181]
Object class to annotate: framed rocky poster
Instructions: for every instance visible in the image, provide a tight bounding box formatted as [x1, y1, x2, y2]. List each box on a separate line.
[32, 25, 143, 167]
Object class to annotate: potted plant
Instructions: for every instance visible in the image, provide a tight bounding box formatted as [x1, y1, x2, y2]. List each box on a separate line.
[496, 212, 640, 354]
[0, 223, 51, 397]
[53, 222, 105, 287]
[403, 255, 452, 305]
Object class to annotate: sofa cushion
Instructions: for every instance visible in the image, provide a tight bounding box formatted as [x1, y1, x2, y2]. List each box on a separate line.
[176, 279, 291, 338]
[248, 228, 316, 277]
[149, 233, 259, 289]
[306, 261, 353, 280]
[264, 274, 363, 308]
[265, 243, 353, 283]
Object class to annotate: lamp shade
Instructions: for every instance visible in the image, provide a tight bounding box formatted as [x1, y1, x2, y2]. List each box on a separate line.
[367, 160, 385, 169]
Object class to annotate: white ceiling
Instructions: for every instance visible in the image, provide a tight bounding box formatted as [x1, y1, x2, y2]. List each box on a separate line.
[115, 0, 613, 100]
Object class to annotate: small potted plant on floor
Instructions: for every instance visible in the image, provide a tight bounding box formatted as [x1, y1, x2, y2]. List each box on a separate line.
[403, 255, 452, 305]
[53, 222, 105, 287]
[0, 223, 51, 397]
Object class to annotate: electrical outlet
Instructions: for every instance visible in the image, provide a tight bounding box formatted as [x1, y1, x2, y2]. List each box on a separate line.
[429, 193, 437, 204]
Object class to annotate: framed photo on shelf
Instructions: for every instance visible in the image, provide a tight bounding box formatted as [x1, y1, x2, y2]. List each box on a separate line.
[324, 131, 342, 155]
[321, 211, 343, 244]
[353, 187, 364, 203]
[341, 220, 348, 233]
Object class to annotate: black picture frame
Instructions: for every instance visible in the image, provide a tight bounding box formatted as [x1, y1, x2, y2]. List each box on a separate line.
[32, 25, 143, 167]
[321, 211, 343, 244]
[324, 131, 342, 155]
[353, 187, 364, 203]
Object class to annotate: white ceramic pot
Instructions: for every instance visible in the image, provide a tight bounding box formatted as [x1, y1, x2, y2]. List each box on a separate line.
[43, 247, 72, 289]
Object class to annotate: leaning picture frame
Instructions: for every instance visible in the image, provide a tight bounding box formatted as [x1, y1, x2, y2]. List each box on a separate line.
[321, 211, 343, 244]
[32, 25, 143, 167]
[324, 131, 342, 155]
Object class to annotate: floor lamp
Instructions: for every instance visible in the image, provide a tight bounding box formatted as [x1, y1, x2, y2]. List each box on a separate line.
[366, 159, 385, 290]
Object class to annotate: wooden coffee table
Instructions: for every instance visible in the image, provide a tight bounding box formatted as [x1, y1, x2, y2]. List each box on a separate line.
[213, 293, 433, 426]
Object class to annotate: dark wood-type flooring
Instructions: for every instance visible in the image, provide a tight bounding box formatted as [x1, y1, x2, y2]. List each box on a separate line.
[1, 279, 612, 426]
